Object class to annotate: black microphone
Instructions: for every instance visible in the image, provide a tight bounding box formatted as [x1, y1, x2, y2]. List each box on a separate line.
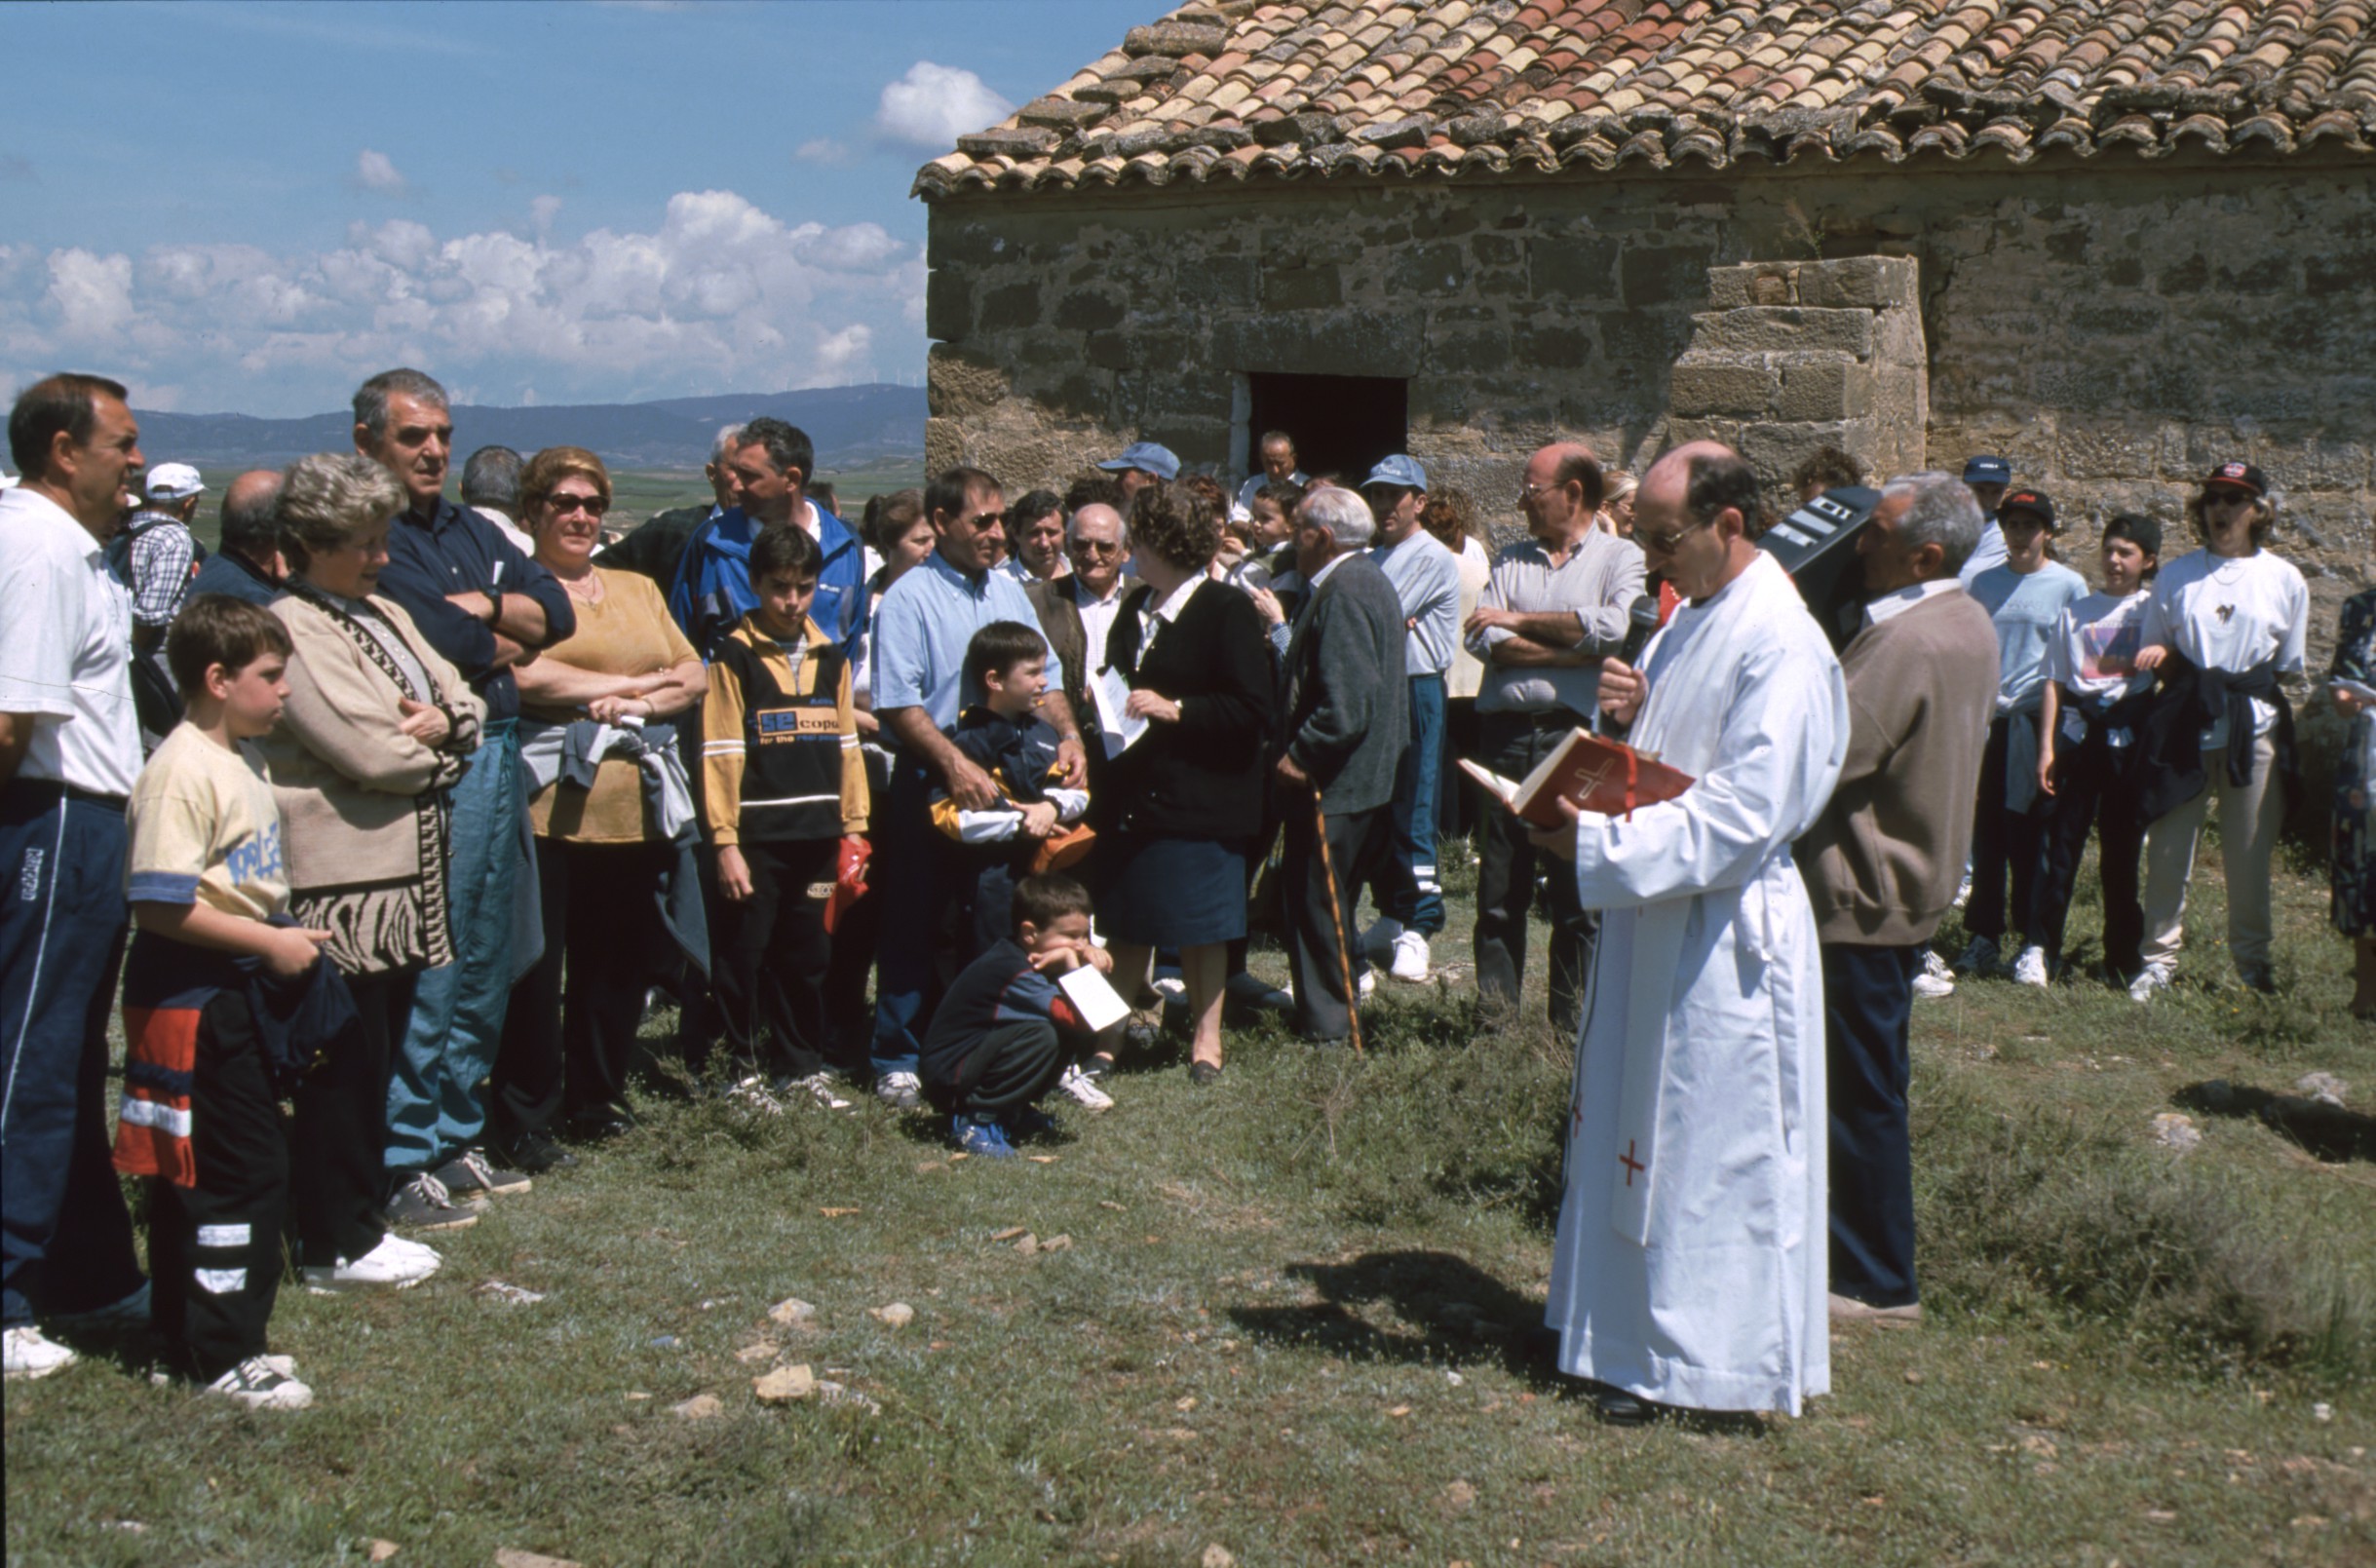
[1615, 593, 1661, 667]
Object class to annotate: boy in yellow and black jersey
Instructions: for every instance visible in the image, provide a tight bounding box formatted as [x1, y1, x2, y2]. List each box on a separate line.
[701, 526, 869, 1098]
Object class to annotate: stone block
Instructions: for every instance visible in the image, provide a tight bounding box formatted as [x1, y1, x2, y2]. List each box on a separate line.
[1667, 359, 1780, 418]
[925, 271, 973, 343]
[1428, 326, 1511, 375]
[1054, 291, 1126, 332]
[1686, 307, 1876, 358]
[1774, 354, 1871, 422]
[2028, 362, 2122, 409]
[1529, 237, 1620, 300]
[1793, 255, 1919, 311]
[1597, 309, 1698, 365]
[2069, 302, 2165, 337]
[1621, 245, 1716, 308]
[930, 221, 1018, 270]
[1262, 262, 1343, 311]
[1086, 331, 1130, 370]
[1514, 320, 1595, 368]
[2053, 424, 2165, 481]
[924, 416, 965, 475]
[2216, 256, 2293, 294]
[1873, 306, 1927, 366]
[927, 345, 1009, 419]
[1408, 378, 1473, 425]
[1389, 243, 1468, 296]
[1211, 311, 1422, 379]
[977, 282, 1043, 334]
[2305, 252, 2376, 297]
[2155, 253, 2211, 294]
[1739, 420, 1867, 486]
[1178, 254, 1258, 308]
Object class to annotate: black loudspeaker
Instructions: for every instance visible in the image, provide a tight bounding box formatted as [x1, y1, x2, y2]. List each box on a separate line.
[1758, 484, 1880, 651]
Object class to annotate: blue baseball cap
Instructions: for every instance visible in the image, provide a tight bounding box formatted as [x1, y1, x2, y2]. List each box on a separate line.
[1360, 454, 1428, 491]
[1098, 440, 1179, 480]
[1962, 455, 2012, 486]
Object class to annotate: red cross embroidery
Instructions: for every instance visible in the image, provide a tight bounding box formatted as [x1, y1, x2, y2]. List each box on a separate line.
[1619, 1140, 1646, 1188]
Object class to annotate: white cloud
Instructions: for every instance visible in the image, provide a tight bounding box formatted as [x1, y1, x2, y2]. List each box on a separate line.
[0, 190, 925, 415]
[793, 137, 856, 167]
[873, 61, 1014, 150]
[529, 195, 563, 233]
[353, 149, 409, 195]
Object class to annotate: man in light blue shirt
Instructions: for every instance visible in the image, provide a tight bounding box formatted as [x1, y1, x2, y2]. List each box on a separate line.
[1359, 455, 1461, 982]
[1235, 430, 1310, 515]
[868, 466, 1083, 1105]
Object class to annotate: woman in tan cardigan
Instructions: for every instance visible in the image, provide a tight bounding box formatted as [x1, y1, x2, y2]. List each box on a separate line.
[256, 454, 486, 1276]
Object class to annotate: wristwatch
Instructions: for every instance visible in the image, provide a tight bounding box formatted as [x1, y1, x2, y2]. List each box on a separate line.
[484, 588, 504, 626]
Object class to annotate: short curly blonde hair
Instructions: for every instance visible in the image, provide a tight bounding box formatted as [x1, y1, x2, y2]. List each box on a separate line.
[277, 453, 402, 569]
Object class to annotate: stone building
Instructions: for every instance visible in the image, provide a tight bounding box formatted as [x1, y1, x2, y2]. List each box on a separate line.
[912, 0, 2376, 631]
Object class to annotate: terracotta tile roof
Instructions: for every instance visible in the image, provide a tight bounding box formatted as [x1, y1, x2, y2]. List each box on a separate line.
[912, 0, 2376, 198]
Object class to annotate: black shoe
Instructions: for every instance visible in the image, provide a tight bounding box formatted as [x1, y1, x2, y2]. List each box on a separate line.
[1592, 1386, 1668, 1427]
[1081, 1053, 1116, 1081]
[564, 1109, 635, 1143]
[1189, 1060, 1223, 1086]
[497, 1131, 578, 1175]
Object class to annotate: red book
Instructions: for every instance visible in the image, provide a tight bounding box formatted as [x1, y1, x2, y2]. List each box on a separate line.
[1459, 728, 1694, 828]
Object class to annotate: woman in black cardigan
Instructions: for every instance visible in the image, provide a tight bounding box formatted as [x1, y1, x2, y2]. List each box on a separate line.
[1101, 481, 1276, 1083]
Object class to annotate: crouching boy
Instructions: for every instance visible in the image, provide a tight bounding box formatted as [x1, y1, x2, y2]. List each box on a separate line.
[930, 622, 1089, 960]
[921, 873, 1111, 1158]
[112, 596, 346, 1410]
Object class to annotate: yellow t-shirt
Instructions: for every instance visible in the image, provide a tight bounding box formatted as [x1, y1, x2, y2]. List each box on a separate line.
[126, 723, 288, 921]
[522, 569, 699, 843]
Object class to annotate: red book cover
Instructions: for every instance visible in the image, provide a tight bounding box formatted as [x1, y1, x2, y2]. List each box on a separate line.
[1460, 728, 1694, 828]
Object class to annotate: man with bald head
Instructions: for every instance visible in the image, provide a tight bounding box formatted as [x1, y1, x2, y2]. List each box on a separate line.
[1027, 502, 1148, 745]
[1530, 440, 1847, 1424]
[186, 471, 287, 607]
[1463, 441, 1643, 1032]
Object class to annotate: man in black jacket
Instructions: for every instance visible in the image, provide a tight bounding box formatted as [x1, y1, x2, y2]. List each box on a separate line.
[1276, 486, 1408, 1046]
[602, 422, 745, 590]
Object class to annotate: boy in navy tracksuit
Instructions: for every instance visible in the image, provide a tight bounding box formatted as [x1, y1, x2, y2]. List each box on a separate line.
[921, 873, 1112, 1157]
[929, 621, 1088, 960]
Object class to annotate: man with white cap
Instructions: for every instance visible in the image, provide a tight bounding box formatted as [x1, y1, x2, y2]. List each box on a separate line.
[1356, 454, 1460, 982]
[1097, 440, 1179, 506]
[115, 462, 209, 646]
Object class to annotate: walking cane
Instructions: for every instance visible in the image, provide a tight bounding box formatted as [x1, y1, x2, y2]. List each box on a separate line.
[1309, 784, 1364, 1054]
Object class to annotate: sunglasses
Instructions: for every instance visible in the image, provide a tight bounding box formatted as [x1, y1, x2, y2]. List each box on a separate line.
[545, 493, 610, 517]
[1637, 516, 1714, 555]
[2201, 488, 2257, 508]
[968, 511, 1008, 529]
[1070, 537, 1126, 555]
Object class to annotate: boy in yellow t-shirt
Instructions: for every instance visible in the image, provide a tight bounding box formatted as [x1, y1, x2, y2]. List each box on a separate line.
[112, 596, 335, 1411]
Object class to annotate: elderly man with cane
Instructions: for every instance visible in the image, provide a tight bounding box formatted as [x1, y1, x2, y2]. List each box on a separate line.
[1275, 486, 1407, 1050]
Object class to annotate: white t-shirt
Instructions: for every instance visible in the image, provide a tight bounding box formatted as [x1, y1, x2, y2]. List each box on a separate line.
[2139, 549, 2308, 747]
[0, 486, 140, 796]
[2047, 589, 2154, 706]
[126, 723, 288, 921]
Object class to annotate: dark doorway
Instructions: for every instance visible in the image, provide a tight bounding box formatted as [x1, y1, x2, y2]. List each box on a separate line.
[1245, 373, 1408, 486]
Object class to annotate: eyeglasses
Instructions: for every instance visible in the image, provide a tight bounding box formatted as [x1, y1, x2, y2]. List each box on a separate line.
[1517, 481, 1566, 504]
[1070, 537, 1126, 556]
[967, 511, 1007, 530]
[1637, 515, 1715, 555]
[544, 493, 609, 517]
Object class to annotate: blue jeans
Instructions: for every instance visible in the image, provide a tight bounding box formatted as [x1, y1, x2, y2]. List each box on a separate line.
[0, 784, 144, 1325]
[1374, 673, 1446, 937]
[388, 721, 522, 1170]
[869, 761, 945, 1080]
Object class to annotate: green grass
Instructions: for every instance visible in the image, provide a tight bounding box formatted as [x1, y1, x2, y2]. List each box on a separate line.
[6, 840, 2373, 1565]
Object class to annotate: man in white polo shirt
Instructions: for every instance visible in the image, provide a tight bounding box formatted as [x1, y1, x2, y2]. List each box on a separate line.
[1, 373, 153, 1381]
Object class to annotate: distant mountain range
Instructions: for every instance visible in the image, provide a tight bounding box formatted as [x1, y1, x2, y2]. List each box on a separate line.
[132, 384, 926, 472]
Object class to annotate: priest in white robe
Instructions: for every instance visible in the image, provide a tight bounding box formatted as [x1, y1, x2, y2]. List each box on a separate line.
[1532, 441, 1849, 1421]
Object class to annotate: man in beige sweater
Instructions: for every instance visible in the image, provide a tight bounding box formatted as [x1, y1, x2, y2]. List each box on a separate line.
[1798, 472, 2000, 1328]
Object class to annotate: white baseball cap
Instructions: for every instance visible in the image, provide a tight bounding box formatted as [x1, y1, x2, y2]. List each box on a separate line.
[145, 463, 207, 502]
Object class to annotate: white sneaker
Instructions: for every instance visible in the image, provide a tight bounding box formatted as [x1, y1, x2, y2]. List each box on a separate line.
[1358, 969, 1377, 1000]
[874, 1070, 923, 1110]
[1149, 973, 1188, 1007]
[1359, 916, 1402, 962]
[2127, 962, 2173, 1003]
[303, 1233, 442, 1294]
[730, 1075, 786, 1115]
[204, 1356, 314, 1411]
[1056, 1062, 1114, 1111]
[1954, 936, 2000, 976]
[3, 1324, 78, 1381]
[1952, 873, 1972, 909]
[2012, 946, 2050, 987]
[786, 1072, 855, 1112]
[1388, 930, 1432, 983]
[1912, 950, 1956, 1000]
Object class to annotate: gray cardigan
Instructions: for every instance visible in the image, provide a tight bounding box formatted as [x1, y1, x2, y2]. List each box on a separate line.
[1281, 553, 1409, 814]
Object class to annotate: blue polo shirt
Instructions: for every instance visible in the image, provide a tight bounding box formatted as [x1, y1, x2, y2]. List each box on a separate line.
[374, 496, 575, 724]
[870, 549, 1063, 732]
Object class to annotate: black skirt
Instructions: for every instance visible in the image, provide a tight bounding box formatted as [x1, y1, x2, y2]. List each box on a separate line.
[1096, 832, 1247, 947]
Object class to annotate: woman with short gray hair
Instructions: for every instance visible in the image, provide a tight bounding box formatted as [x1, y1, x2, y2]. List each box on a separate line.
[256, 452, 490, 1268]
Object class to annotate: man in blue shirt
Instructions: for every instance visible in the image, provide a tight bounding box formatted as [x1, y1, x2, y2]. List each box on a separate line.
[185, 472, 287, 608]
[668, 418, 871, 663]
[353, 367, 575, 1220]
[867, 466, 1084, 1107]
[1358, 455, 1461, 983]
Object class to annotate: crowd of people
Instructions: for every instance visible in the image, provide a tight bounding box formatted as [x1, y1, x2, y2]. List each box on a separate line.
[1, 364, 2360, 1428]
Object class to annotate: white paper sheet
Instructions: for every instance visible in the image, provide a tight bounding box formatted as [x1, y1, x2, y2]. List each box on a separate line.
[1057, 965, 1131, 1032]
[1090, 666, 1149, 759]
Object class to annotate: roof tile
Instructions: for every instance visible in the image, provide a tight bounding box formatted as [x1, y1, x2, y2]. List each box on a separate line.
[915, 0, 2376, 198]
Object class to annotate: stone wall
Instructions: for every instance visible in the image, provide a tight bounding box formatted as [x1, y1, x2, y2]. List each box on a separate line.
[924, 150, 2376, 645]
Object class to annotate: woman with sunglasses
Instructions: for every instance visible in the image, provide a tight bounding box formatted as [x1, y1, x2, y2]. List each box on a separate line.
[494, 447, 706, 1163]
[2127, 462, 2309, 1000]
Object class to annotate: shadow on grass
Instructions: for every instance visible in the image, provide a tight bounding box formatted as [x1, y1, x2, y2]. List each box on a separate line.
[1222, 1247, 1564, 1386]
[2174, 1079, 2376, 1163]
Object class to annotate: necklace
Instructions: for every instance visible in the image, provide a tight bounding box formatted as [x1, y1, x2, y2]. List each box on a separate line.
[558, 569, 605, 604]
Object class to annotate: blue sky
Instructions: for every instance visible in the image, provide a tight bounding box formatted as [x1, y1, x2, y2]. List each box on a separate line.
[0, 0, 1150, 415]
